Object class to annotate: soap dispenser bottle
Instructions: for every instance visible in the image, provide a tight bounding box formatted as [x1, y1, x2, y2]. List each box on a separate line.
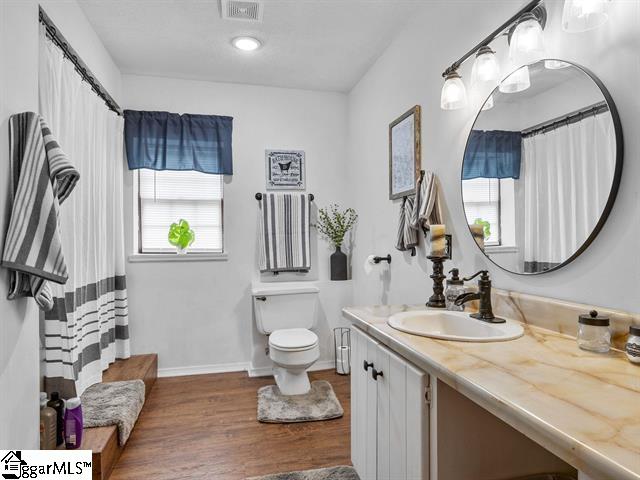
[445, 268, 466, 311]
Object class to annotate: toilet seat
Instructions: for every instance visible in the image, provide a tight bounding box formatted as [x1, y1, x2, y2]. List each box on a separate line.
[269, 328, 318, 352]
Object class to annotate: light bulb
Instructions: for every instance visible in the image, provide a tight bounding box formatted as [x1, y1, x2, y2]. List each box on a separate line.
[545, 59, 571, 70]
[509, 13, 546, 64]
[482, 94, 494, 111]
[471, 46, 500, 86]
[499, 66, 531, 94]
[440, 71, 467, 110]
[562, 0, 609, 32]
[232, 36, 261, 51]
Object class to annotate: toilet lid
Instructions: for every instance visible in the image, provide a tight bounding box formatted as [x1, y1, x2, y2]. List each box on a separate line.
[269, 328, 318, 350]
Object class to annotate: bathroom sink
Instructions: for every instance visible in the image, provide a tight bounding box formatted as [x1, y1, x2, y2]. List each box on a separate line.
[387, 310, 524, 342]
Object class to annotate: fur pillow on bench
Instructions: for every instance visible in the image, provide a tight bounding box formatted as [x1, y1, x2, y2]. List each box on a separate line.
[81, 379, 145, 445]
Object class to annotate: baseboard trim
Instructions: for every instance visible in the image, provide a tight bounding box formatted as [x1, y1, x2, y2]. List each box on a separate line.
[158, 361, 250, 378]
[159, 359, 338, 379]
[247, 360, 336, 378]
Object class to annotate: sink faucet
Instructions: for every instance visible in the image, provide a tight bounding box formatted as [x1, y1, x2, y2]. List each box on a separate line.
[454, 270, 505, 324]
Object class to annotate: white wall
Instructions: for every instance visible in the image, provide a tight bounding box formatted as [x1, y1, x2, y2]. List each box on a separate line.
[40, 0, 122, 101]
[347, 0, 640, 313]
[0, 0, 121, 448]
[0, 0, 40, 450]
[121, 75, 353, 375]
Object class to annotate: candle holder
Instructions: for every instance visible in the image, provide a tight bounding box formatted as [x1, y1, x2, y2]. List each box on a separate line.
[426, 255, 448, 308]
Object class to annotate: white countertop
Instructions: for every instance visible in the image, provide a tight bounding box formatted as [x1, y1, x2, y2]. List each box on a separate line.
[343, 304, 640, 480]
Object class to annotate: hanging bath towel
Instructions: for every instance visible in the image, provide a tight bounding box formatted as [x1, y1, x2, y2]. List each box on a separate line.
[396, 196, 418, 256]
[411, 170, 443, 231]
[1, 112, 79, 311]
[258, 193, 311, 273]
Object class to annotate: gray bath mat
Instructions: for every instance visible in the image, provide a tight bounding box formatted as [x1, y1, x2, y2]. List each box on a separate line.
[257, 380, 344, 423]
[247, 466, 359, 480]
[81, 379, 145, 445]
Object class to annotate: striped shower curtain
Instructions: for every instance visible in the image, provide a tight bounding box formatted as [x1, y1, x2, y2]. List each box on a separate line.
[39, 28, 129, 396]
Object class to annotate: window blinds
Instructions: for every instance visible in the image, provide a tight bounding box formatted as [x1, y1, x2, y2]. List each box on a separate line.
[138, 169, 223, 252]
[462, 178, 501, 245]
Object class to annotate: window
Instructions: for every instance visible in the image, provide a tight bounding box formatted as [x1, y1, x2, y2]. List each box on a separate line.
[462, 177, 501, 246]
[137, 169, 223, 253]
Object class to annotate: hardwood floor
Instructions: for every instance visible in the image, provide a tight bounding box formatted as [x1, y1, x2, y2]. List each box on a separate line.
[110, 369, 351, 480]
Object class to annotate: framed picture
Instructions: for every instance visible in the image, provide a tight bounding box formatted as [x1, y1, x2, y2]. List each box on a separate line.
[265, 150, 305, 190]
[389, 105, 421, 200]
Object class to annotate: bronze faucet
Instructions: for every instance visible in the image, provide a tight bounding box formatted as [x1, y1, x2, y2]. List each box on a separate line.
[454, 270, 505, 324]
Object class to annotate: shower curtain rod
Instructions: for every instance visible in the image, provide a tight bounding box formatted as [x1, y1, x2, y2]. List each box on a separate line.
[39, 7, 122, 116]
[521, 101, 609, 138]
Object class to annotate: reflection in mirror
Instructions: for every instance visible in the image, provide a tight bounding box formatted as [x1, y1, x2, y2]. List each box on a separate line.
[462, 60, 621, 275]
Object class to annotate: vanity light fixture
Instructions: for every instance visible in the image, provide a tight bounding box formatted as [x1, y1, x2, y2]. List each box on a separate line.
[440, 71, 468, 110]
[562, 0, 609, 32]
[508, 12, 546, 64]
[499, 65, 531, 94]
[232, 36, 261, 51]
[471, 46, 500, 86]
[439, 0, 547, 111]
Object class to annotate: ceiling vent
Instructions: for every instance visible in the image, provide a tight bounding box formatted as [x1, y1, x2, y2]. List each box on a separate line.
[220, 0, 263, 22]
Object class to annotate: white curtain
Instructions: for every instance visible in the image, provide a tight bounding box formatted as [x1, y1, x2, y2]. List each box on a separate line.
[39, 28, 129, 396]
[522, 112, 615, 272]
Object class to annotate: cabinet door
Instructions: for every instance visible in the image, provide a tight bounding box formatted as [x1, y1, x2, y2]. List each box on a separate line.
[405, 362, 429, 480]
[375, 343, 429, 480]
[351, 327, 379, 480]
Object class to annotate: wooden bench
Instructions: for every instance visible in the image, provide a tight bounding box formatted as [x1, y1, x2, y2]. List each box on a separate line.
[83, 354, 157, 480]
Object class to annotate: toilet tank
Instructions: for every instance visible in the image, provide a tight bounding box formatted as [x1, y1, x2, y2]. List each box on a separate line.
[252, 283, 320, 334]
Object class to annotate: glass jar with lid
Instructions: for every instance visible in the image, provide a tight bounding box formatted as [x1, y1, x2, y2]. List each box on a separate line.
[577, 310, 610, 353]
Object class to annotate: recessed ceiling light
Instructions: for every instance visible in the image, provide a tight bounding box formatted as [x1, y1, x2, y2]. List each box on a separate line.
[232, 36, 261, 52]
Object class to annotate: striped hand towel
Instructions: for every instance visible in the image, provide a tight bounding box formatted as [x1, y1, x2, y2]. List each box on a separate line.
[410, 170, 443, 231]
[1, 112, 79, 311]
[258, 193, 311, 273]
[396, 196, 418, 256]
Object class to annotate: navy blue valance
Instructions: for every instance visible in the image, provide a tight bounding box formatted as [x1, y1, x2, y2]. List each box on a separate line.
[124, 110, 233, 175]
[462, 130, 521, 180]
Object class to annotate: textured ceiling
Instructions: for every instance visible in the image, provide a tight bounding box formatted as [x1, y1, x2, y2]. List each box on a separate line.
[78, 0, 424, 92]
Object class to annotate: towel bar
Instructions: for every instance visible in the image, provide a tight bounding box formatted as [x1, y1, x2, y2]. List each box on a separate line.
[255, 192, 314, 201]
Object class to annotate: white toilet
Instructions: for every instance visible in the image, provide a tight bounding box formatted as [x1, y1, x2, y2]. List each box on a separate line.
[252, 283, 320, 395]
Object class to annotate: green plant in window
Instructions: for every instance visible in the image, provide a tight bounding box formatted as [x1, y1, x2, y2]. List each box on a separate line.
[317, 204, 358, 248]
[474, 218, 491, 240]
[168, 219, 195, 252]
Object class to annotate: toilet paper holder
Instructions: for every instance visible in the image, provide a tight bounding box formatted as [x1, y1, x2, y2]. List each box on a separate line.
[373, 254, 392, 264]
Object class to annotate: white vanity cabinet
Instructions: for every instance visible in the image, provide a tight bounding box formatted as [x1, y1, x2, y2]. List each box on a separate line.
[351, 326, 429, 480]
[350, 326, 576, 480]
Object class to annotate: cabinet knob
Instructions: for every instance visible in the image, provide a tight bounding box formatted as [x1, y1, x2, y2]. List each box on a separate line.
[255, 296, 267, 301]
[363, 360, 373, 372]
[371, 368, 384, 380]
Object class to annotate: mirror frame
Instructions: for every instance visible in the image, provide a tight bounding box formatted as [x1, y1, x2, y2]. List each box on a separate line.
[461, 60, 624, 275]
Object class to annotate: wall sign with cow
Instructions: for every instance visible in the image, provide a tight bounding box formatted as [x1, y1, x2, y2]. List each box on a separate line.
[265, 150, 305, 190]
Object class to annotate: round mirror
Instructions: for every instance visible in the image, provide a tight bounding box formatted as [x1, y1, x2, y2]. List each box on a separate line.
[461, 59, 623, 274]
